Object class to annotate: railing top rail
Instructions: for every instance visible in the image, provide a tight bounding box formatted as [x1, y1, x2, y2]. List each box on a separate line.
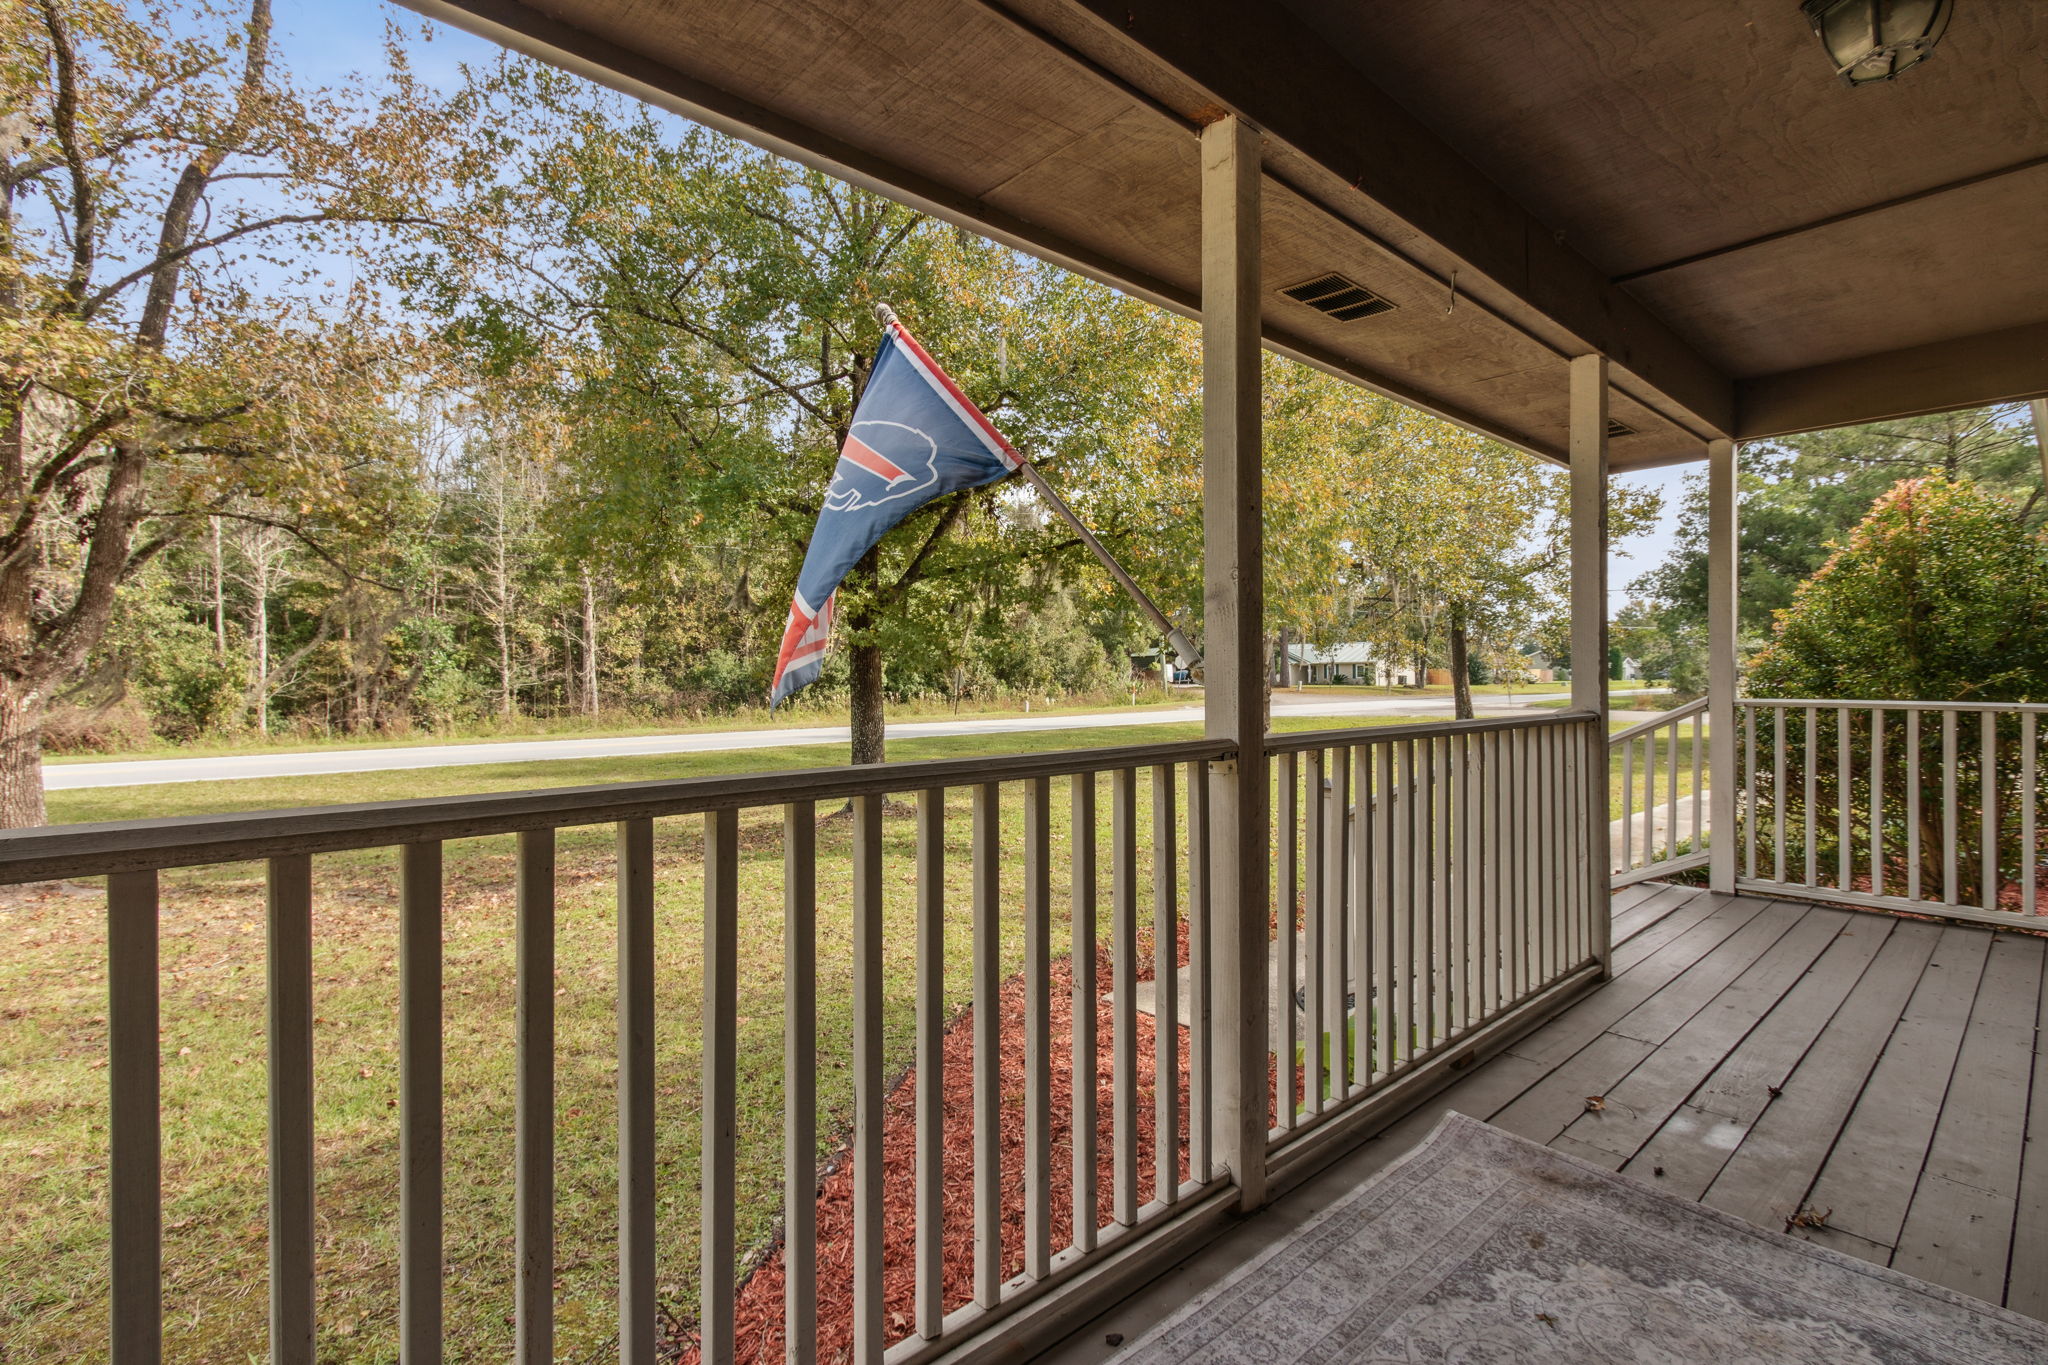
[1260, 708, 1596, 755]
[1608, 695, 1709, 744]
[0, 736, 1230, 885]
[1736, 697, 2048, 714]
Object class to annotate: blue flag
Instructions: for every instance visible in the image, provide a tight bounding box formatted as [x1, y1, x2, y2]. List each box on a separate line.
[770, 319, 1021, 705]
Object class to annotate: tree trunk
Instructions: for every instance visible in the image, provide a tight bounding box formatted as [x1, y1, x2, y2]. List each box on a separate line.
[0, 678, 48, 828]
[210, 516, 226, 656]
[252, 586, 269, 736]
[1448, 608, 1474, 721]
[581, 570, 599, 717]
[849, 634, 885, 765]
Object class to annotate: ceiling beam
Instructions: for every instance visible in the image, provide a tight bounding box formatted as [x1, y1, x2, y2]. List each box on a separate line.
[1737, 321, 2048, 440]
[1039, 0, 1735, 438]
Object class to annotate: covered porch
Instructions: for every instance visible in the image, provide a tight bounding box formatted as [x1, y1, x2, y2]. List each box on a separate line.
[12, 1, 2045, 1363]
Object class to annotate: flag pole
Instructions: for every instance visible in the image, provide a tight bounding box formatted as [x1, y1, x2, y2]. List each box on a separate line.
[874, 302, 1204, 671]
[1014, 460, 1204, 671]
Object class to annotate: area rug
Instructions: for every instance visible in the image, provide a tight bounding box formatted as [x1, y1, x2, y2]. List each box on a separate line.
[1118, 1112, 2048, 1364]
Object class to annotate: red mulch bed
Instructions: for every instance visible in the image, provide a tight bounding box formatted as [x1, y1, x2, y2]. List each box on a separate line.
[681, 930, 1202, 1365]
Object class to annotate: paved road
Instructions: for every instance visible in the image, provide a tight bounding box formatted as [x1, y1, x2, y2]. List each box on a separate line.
[45, 688, 1660, 789]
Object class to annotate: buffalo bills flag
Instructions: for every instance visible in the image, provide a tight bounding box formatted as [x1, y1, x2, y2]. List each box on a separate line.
[769, 312, 1021, 706]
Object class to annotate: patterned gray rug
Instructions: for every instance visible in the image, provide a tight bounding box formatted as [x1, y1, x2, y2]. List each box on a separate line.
[1121, 1112, 2048, 1363]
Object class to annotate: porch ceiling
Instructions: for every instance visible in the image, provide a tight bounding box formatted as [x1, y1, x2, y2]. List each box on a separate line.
[402, 0, 2048, 470]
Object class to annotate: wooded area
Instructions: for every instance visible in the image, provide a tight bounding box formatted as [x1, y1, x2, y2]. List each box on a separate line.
[6, 0, 2040, 829]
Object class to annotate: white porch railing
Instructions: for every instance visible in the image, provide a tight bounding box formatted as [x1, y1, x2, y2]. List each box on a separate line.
[1261, 712, 1605, 1167]
[13, 710, 1606, 1365]
[1609, 697, 1711, 888]
[1735, 699, 2047, 929]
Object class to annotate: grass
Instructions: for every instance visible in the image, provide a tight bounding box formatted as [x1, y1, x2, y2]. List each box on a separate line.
[2, 710, 1693, 1363]
[47, 690, 1202, 766]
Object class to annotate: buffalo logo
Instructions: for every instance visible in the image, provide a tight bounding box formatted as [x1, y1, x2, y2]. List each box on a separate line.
[824, 421, 940, 512]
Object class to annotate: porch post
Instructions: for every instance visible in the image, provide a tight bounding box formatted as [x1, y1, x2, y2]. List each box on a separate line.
[1568, 354, 1611, 975]
[1706, 437, 1739, 893]
[1202, 114, 1269, 1211]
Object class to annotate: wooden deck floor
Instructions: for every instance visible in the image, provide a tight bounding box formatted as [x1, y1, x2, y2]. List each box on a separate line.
[1040, 885, 2048, 1363]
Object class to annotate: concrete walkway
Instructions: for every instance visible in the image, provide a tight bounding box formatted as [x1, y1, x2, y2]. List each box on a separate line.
[1611, 790, 1708, 873]
[44, 688, 1669, 789]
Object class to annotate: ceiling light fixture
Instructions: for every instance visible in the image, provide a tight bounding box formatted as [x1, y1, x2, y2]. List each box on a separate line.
[1800, 0, 1953, 87]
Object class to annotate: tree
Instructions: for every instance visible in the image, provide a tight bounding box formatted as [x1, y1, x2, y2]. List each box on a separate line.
[424, 78, 1198, 763]
[0, 0, 483, 823]
[1748, 476, 2048, 704]
[1747, 476, 2048, 897]
[1632, 405, 2043, 664]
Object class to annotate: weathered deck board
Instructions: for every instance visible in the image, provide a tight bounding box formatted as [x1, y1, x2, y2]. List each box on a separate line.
[2007, 944, 2048, 1320]
[1700, 918, 1941, 1229]
[1559, 907, 1846, 1162]
[1623, 916, 1895, 1199]
[1801, 924, 1993, 1250]
[1035, 887, 2048, 1364]
[1891, 933, 2044, 1301]
[1509, 895, 1773, 1068]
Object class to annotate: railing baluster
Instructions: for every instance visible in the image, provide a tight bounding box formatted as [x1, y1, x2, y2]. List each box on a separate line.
[1349, 745, 1371, 1091]
[852, 794, 885, 1364]
[1908, 709, 1924, 903]
[1512, 727, 1530, 1004]
[1980, 711, 1998, 911]
[109, 869, 161, 1365]
[1619, 731, 1634, 871]
[1804, 708, 1819, 887]
[1837, 706, 1852, 891]
[1870, 711, 1886, 899]
[1027, 776, 1056, 1261]
[1466, 736, 1482, 1023]
[1276, 751, 1298, 1127]
[515, 829, 555, 1365]
[1185, 760, 1211, 1182]
[268, 852, 316, 1365]
[1069, 773, 1098, 1253]
[1150, 766, 1178, 1200]
[1441, 736, 1461, 1035]
[2022, 712, 2038, 914]
[1425, 736, 1443, 1047]
[1394, 739, 1415, 1069]
[2024, 713, 2039, 916]
[702, 811, 739, 1365]
[972, 782, 1002, 1304]
[1302, 748, 1325, 1114]
[786, 804, 819, 1363]
[616, 819, 656, 1365]
[400, 841, 444, 1365]
[1110, 768, 1138, 1226]
[1692, 709, 1704, 864]
[1536, 727, 1551, 982]
[1372, 743, 1395, 1078]
[1666, 715, 1680, 864]
[914, 791, 943, 1337]
[1942, 711, 1959, 905]
[1773, 706, 1788, 885]
[1744, 704, 1758, 880]
[1323, 747, 1349, 1091]
[1490, 736, 1507, 1015]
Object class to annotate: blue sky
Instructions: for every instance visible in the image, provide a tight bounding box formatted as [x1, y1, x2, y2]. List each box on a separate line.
[270, 0, 1692, 604]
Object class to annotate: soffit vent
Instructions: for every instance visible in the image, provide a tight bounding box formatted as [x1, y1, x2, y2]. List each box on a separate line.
[1606, 419, 1636, 439]
[1280, 272, 1396, 322]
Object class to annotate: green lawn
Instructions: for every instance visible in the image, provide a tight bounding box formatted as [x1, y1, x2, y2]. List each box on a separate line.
[46, 691, 1200, 766]
[2, 711, 1693, 1363]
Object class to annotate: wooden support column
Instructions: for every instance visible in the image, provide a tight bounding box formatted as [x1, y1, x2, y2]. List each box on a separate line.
[1706, 437, 1739, 894]
[1202, 114, 1268, 1212]
[1568, 355, 1611, 975]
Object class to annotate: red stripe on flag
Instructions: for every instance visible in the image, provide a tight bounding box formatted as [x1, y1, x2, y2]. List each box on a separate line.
[886, 321, 1022, 470]
[841, 433, 910, 483]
